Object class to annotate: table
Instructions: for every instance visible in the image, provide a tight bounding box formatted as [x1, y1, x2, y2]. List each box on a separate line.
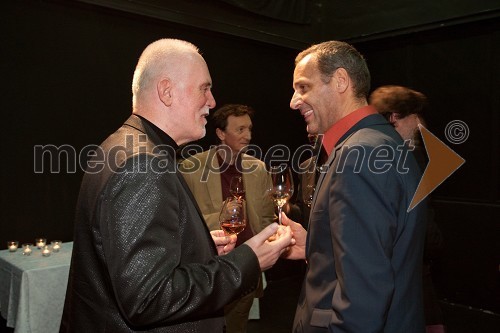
[0, 242, 72, 333]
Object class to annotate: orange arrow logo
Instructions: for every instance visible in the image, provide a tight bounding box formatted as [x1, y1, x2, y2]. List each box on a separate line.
[408, 124, 465, 211]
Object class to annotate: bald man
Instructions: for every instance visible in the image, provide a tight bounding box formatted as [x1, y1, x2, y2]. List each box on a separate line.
[60, 39, 293, 333]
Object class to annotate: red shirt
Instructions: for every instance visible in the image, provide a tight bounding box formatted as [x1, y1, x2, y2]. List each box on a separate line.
[322, 105, 378, 156]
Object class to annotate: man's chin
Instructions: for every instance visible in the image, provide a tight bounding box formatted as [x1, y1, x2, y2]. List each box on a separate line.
[196, 128, 206, 140]
[306, 125, 318, 135]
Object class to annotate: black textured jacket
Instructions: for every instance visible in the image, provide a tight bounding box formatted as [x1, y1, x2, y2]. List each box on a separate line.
[60, 115, 260, 332]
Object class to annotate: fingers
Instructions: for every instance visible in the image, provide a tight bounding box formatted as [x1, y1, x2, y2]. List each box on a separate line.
[211, 230, 225, 237]
[254, 223, 279, 243]
[281, 213, 305, 234]
[271, 225, 292, 246]
[222, 239, 236, 254]
[212, 231, 237, 247]
[281, 212, 291, 226]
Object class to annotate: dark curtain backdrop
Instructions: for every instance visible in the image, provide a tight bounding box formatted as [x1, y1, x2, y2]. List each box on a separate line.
[218, 0, 311, 23]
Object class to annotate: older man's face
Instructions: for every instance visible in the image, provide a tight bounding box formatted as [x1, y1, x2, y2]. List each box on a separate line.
[171, 53, 216, 145]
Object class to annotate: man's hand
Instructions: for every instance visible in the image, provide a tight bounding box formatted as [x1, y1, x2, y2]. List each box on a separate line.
[245, 223, 294, 271]
[281, 212, 307, 260]
[211, 230, 237, 255]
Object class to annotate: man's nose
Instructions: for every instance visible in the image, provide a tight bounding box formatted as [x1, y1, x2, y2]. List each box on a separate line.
[207, 90, 216, 109]
[290, 92, 301, 110]
[244, 129, 252, 141]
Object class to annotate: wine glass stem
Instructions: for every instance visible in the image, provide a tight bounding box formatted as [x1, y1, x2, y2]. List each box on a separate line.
[278, 206, 283, 225]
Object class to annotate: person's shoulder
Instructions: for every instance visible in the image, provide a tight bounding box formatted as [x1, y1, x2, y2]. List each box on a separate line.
[184, 149, 211, 160]
[345, 125, 401, 148]
[241, 153, 266, 168]
[182, 148, 213, 163]
[179, 148, 214, 174]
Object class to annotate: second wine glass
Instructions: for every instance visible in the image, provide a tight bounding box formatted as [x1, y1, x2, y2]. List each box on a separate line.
[219, 197, 247, 235]
[268, 165, 294, 224]
[229, 176, 245, 199]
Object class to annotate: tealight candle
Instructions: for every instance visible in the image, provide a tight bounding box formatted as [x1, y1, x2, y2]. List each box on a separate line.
[7, 241, 19, 252]
[51, 240, 62, 253]
[35, 238, 46, 249]
[42, 245, 51, 257]
[22, 243, 33, 256]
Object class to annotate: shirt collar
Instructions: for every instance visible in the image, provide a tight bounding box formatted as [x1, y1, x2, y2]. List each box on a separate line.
[135, 114, 179, 149]
[322, 105, 378, 156]
[216, 147, 243, 169]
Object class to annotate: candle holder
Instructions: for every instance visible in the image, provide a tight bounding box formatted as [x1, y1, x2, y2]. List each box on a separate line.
[7, 241, 19, 252]
[22, 243, 33, 256]
[41, 245, 51, 257]
[51, 240, 62, 253]
[35, 238, 47, 249]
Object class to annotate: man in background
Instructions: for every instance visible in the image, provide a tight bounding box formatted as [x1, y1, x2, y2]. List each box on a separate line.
[370, 85, 446, 333]
[180, 104, 275, 333]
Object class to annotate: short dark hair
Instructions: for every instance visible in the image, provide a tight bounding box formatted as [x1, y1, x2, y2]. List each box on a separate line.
[369, 85, 428, 119]
[211, 104, 255, 131]
[295, 41, 371, 99]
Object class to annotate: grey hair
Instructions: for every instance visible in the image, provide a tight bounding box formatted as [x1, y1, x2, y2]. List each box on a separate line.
[132, 39, 199, 103]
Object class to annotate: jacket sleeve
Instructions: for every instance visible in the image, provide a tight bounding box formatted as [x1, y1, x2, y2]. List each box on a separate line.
[99, 154, 260, 327]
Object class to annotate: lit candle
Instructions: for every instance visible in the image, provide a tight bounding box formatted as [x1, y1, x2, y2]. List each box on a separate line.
[7, 241, 18, 252]
[42, 245, 51, 257]
[35, 238, 46, 249]
[51, 240, 62, 253]
[22, 244, 33, 256]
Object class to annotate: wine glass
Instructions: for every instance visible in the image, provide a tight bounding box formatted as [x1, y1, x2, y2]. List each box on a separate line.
[305, 184, 315, 208]
[230, 176, 245, 199]
[219, 197, 247, 235]
[268, 165, 294, 224]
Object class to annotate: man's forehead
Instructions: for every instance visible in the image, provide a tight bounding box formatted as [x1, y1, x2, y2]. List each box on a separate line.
[227, 114, 252, 126]
[294, 55, 318, 79]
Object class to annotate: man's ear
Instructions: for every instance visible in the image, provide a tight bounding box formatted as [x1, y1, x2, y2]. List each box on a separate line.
[216, 128, 225, 142]
[158, 78, 173, 106]
[332, 68, 349, 93]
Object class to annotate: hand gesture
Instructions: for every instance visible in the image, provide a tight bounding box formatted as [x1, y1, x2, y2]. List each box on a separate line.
[280, 212, 307, 260]
[244, 223, 294, 271]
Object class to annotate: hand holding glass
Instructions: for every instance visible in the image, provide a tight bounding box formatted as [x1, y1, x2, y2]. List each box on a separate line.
[219, 197, 247, 235]
[269, 165, 294, 224]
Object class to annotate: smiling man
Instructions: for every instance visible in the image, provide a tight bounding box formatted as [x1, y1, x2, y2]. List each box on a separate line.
[283, 40, 427, 333]
[180, 104, 275, 333]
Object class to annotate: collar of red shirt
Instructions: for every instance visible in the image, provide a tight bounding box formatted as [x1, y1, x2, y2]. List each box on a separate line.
[322, 105, 378, 156]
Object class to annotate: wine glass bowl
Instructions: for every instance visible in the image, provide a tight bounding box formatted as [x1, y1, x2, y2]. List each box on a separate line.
[229, 176, 245, 199]
[268, 165, 294, 224]
[219, 197, 247, 235]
